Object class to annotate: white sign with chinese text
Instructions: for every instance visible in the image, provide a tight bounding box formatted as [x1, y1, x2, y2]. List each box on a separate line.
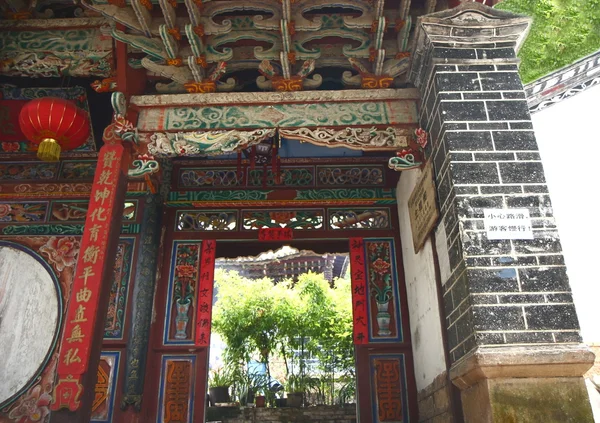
[483, 209, 533, 240]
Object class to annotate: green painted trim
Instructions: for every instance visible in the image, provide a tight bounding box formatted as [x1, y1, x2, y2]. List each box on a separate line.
[1, 224, 140, 235]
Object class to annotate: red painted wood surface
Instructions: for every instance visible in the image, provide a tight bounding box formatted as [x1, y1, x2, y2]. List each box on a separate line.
[51, 143, 129, 420]
[0, 100, 28, 142]
[258, 227, 293, 241]
[350, 237, 369, 345]
[195, 240, 216, 347]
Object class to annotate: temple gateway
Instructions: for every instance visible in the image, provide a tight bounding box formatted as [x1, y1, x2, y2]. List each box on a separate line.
[0, 0, 597, 422]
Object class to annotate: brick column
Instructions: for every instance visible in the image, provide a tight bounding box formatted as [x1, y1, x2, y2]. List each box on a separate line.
[410, 4, 595, 422]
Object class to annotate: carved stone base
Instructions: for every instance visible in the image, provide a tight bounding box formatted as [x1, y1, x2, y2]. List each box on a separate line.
[451, 345, 596, 423]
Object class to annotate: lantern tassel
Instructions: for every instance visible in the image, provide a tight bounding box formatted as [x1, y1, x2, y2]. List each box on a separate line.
[37, 138, 61, 162]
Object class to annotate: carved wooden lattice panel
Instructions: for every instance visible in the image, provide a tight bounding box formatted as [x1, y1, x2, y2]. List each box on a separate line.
[351, 238, 403, 343]
[157, 356, 196, 423]
[371, 355, 409, 423]
[164, 242, 202, 345]
[91, 351, 120, 422]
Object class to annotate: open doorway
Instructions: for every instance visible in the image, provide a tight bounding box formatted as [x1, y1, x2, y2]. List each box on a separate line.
[207, 240, 357, 414]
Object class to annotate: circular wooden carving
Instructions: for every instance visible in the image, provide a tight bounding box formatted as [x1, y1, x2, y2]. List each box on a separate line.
[0, 242, 61, 407]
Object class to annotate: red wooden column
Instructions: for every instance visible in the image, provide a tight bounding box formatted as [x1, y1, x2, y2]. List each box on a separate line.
[50, 140, 130, 422]
[349, 237, 414, 423]
[349, 237, 372, 420]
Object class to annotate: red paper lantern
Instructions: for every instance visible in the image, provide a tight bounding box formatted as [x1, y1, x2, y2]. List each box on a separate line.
[18, 97, 91, 162]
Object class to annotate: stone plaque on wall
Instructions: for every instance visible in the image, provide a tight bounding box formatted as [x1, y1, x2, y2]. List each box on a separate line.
[408, 162, 439, 253]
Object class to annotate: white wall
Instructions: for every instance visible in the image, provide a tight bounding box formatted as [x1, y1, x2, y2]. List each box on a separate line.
[531, 83, 600, 345]
[396, 169, 447, 392]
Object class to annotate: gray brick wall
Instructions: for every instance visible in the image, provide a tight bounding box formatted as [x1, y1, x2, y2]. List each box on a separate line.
[411, 6, 582, 364]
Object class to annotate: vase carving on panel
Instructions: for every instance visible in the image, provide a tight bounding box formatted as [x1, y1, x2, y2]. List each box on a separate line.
[367, 241, 395, 338]
[175, 300, 191, 339]
[375, 300, 392, 336]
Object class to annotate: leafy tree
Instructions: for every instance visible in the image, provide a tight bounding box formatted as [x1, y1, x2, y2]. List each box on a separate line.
[212, 269, 355, 404]
[495, 0, 600, 83]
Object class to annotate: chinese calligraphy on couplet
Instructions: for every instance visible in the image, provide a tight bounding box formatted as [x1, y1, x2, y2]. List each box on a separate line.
[350, 238, 369, 345]
[52, 144, 125, 411]
[195, 240, 216, 347]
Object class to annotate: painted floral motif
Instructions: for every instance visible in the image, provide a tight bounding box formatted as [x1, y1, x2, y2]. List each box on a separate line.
[7, 354, 57, 423]
[366, 241, 396, 338]
[49, 202, 88, 222]
[175, 264, 196, 279]
[170, 243, 201, 341]
[269, 211, 297, 225]
[0, 204, 12, 220]
[243, 209, 323, 230]
[415, 128, 428, 149]
[0, 203, 46, 223]
[371, 258, 391, 276]
[0, 163, 57, 181]
[367, 242, 393, 303]
[1, 142, 21, 153]
[59, 162, 96, 180]
[176, 211, 237, 232]
[39, 236, 79, 272]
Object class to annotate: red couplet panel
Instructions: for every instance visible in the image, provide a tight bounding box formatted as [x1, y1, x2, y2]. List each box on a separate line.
[195, 240, 216, 347]
[349, 237, 369, 345]
[52, 144, 128, 411]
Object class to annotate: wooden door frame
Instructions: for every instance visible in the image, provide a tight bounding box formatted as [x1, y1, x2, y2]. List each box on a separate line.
[144, 188, 418, 422]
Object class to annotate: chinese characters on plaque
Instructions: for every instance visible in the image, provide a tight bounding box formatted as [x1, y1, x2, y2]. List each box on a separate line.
[52, 144, 125, 411]
[484, 209, 533, 240]
[258, 227, 293, 241]
[195, 240, 216, 347]
[408, 162, 439, 253]
[349, 238, 368, 345]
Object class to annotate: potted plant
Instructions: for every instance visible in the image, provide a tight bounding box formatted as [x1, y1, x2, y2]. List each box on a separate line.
[255, 394, 266, 408]
[208, 367, 232, 406]
[250, 372, 270, 407]
[285, 375, 305, 408]
[232, 368, 262, 406]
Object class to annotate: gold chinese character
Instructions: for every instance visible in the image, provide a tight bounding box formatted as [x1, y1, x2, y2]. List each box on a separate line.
[89, 224, 101, 242]
[63, 348, 82, 365]
[71, 304, 87, 323]
[67, 324, 84, 343]
[98, 170, 112, 185]
[94, 187, 111, 205]
[76, 286, 92, 303]
[82, 245, 100, 265]
[90, 207, 107, 222]
[78, 266, 95, 286]
[103, 150, 117, 168]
